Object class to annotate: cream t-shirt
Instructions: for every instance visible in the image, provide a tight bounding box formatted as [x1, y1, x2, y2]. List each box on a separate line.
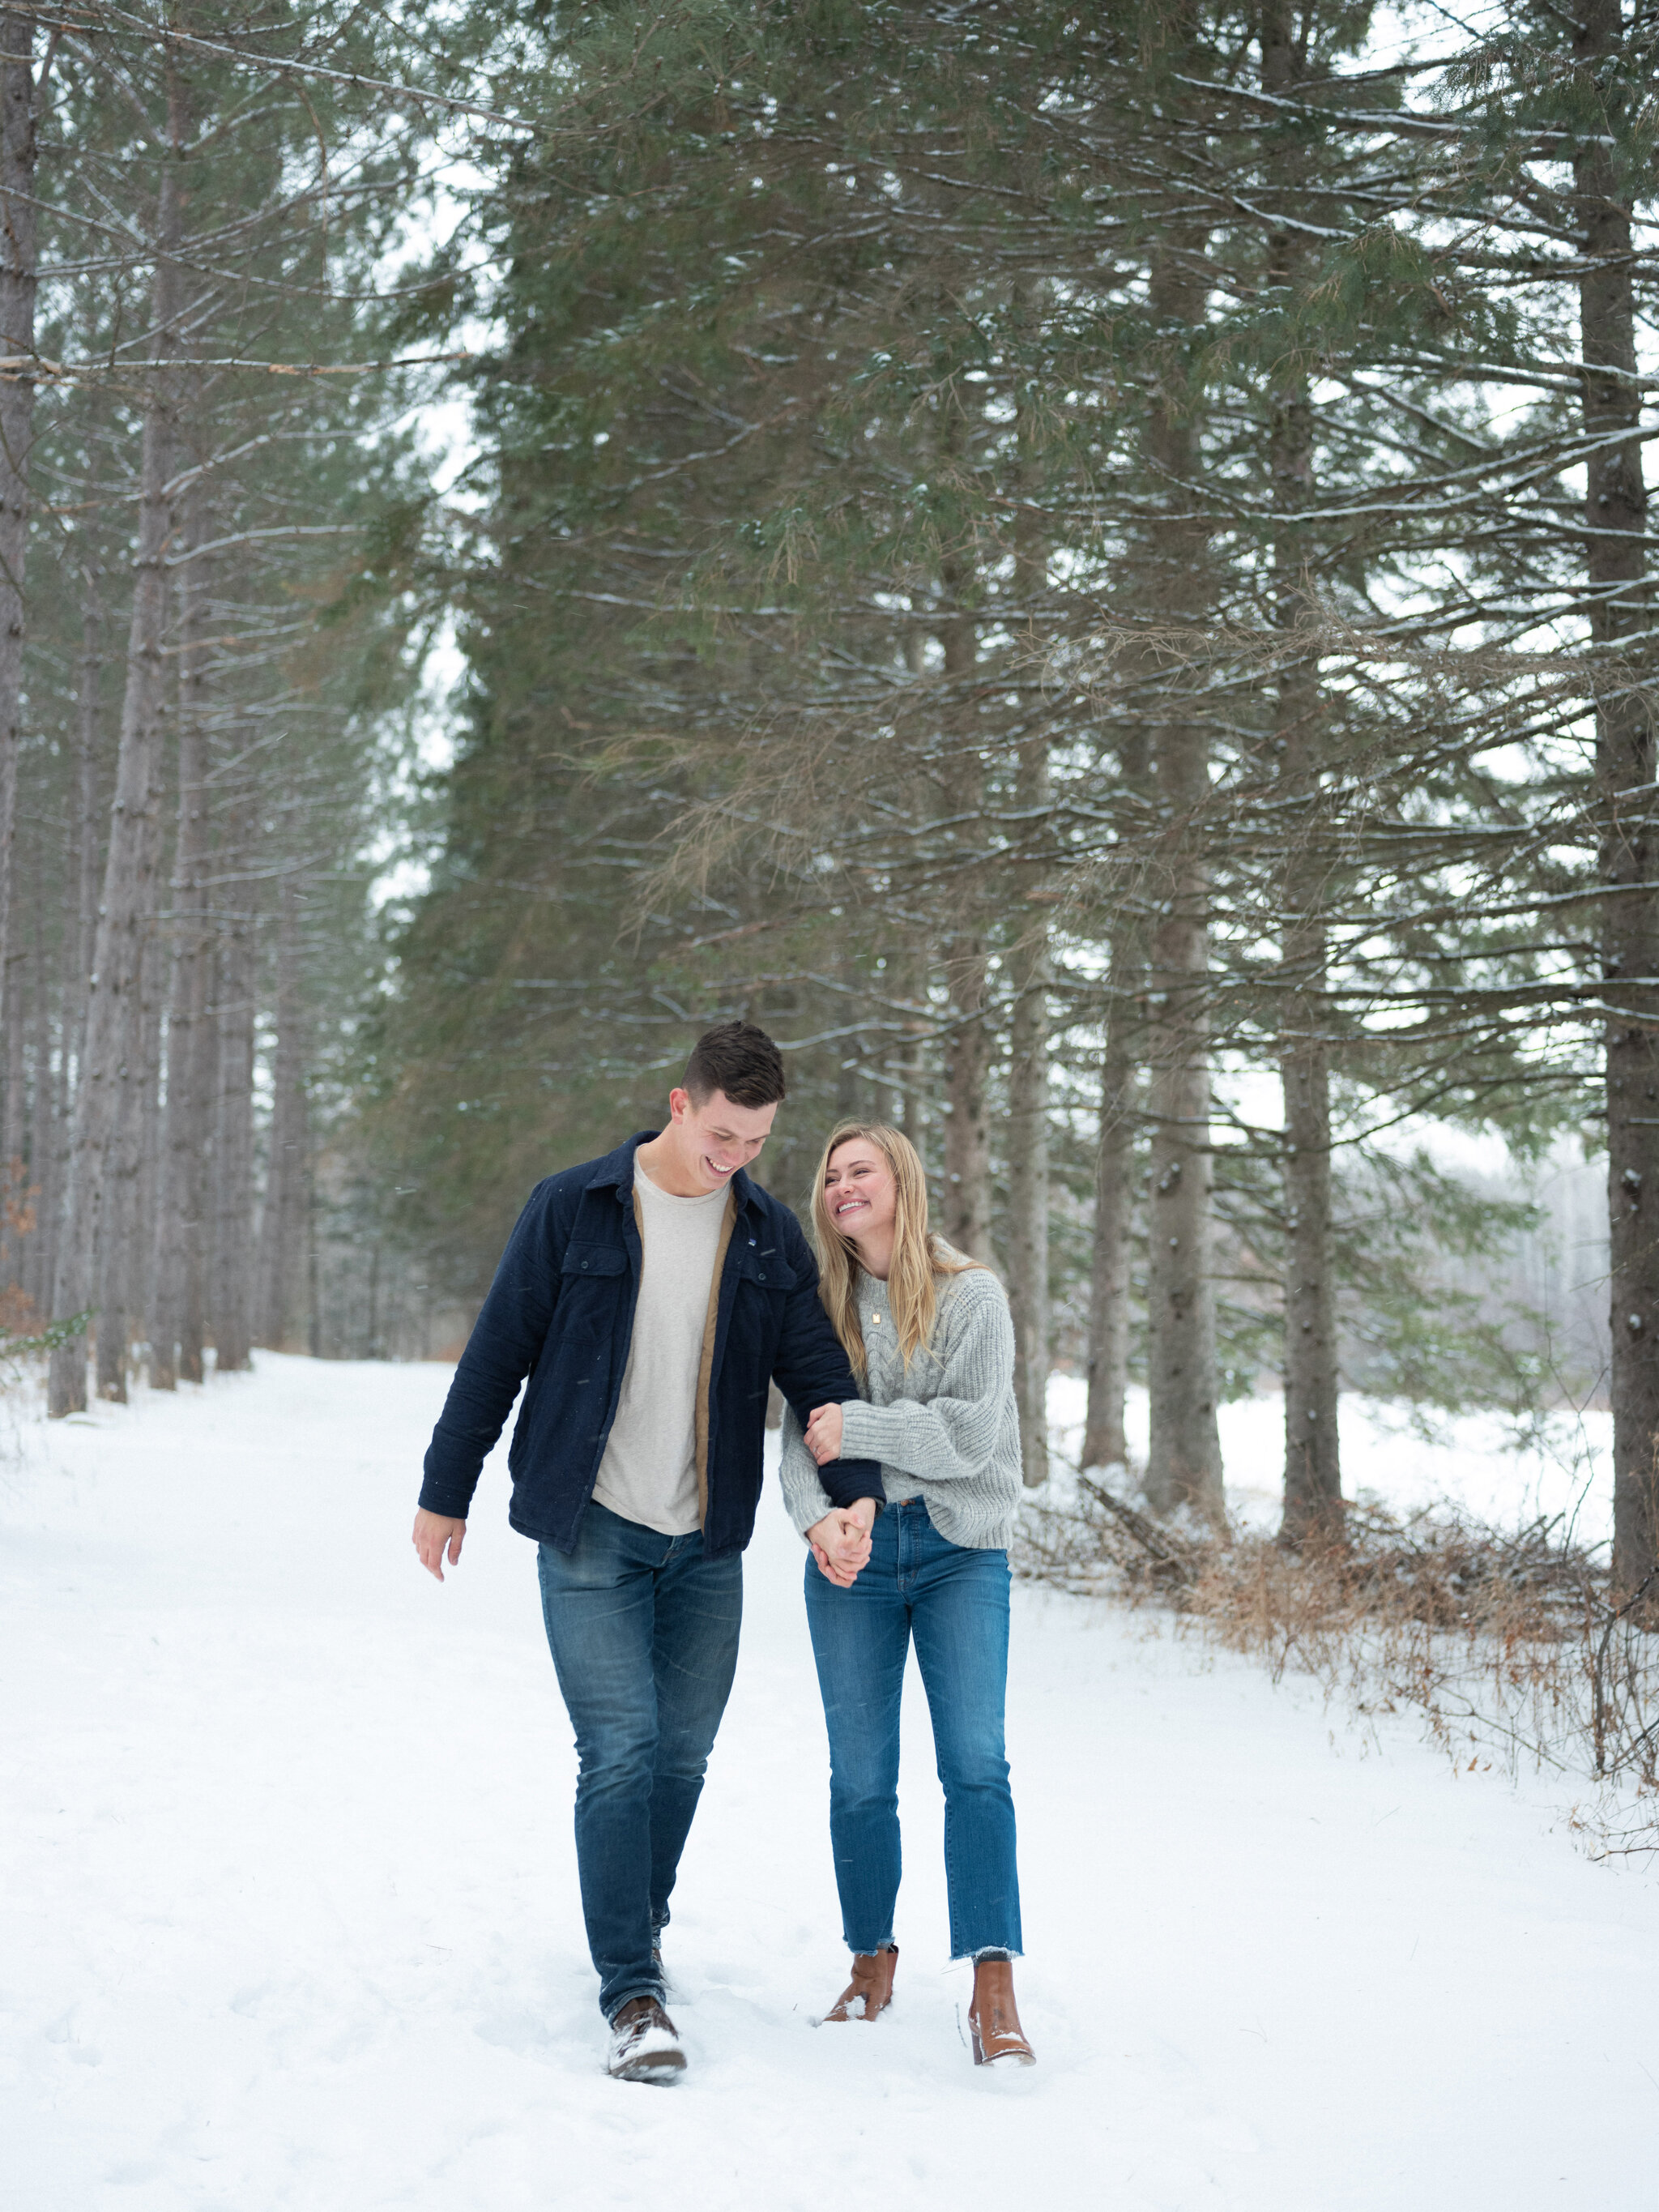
[590, 1156, 730, 1535]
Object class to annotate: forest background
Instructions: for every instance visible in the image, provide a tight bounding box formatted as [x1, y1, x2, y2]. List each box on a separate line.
[2, 1, 1656, 1586]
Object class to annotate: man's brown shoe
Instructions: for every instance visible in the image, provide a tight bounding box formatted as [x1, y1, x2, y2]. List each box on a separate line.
[968, 1957, 1035, 2066]
[824, 1944, 898, 2022]
[606, 1995, 687, 2082]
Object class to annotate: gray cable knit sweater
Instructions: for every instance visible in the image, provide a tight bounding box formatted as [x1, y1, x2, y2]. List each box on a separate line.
[778, 1259, 1022, 1551]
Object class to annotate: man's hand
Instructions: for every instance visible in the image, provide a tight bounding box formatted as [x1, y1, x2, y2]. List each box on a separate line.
[413, 1509, 467, 1582]
[804, 1402, 846, 1466]
[806, 1496, 877, 1588]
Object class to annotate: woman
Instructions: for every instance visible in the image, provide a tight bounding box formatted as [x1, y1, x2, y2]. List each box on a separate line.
[779, 1121, 1034, 2067]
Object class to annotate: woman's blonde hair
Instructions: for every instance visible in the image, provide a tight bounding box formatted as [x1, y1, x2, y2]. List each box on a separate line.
[809, 1121, 982, 1379]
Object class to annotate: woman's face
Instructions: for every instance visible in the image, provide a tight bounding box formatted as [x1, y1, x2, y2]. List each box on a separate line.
[823, 1138, 898, 1246]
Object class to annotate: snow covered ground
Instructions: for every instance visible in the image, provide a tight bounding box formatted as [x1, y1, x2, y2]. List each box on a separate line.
[1049, 1373, 1614, 1546]
[3, 1355, 1653, 2210]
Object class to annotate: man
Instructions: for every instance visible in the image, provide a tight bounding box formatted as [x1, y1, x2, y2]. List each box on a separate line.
[412, 1021, 879, 2083]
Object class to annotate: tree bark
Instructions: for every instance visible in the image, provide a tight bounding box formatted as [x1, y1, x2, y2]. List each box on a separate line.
[1141, 248, 1225, 1524]
[0, 11, 37, 1189]
[941, 929, 992, 1260]
[48, 62, 186, 1415]
[93, 1045, 138, 1399]
[1083, 718, 1149, 1474]
[1005, 740, 1051, 1487]
[209, 890, 256, 1373]
[1082, 944, 1137, 1471]
[1, 923, 23, 1295]
[150, 491, 213, 1390]
[937, 584, 994, 1262]
[41, 630, 95, 1313]
[1264, 0, 1343, 1547]
[130, 922, 166, 1343]
[256, 870, 308, 1349]
[21, 848, 47, 1312]
[95, 906, 165, 1401]
[75, 588, 103, 997]
[1003, 282, 1051, 1484]
[1574, 3, 1659, 1599]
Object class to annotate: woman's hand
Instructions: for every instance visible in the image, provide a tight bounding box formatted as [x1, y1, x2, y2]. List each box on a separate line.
[804, 1403, 845, 1465]
[807, 1498, 876, 1587]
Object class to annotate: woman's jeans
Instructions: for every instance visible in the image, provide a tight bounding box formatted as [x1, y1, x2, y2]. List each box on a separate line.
[803, 1496, 1021, 1959]
[538, 1503, 743, 2019]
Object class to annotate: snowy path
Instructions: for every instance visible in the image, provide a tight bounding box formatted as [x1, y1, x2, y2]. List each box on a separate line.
[3, 1356, 1653, 2210]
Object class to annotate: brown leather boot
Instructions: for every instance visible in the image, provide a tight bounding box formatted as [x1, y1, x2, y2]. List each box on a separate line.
[606, 1994, 686, 2082]
[824, 1944, 898, 2022]
[968, 1957, 1035, 2066]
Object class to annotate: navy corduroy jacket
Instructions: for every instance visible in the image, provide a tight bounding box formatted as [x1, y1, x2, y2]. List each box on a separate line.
[418, 1131, 884, 1557]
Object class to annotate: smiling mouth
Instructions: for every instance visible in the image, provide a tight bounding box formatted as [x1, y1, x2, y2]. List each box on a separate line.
[834, 1197, 869, 1216]
[705, 1157, 736, 1177]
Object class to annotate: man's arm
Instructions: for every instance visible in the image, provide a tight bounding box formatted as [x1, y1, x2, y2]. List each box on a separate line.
[770, 1213, 885, 1512]
[417, 1180, 567, 1528]
[779, 1402, 875, 1586]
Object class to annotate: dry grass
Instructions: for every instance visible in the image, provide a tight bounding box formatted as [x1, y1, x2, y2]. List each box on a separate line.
[1016, 1475, 1659, 1855]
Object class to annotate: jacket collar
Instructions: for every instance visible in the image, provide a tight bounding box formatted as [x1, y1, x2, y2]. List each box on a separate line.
[590, 1129, 760, 1215]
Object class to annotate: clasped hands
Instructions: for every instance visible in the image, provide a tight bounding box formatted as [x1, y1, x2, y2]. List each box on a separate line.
[803, 1401, 876, 1588]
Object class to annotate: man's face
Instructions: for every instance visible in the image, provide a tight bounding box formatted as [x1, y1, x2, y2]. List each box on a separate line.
[662, 1087, 778, 1193]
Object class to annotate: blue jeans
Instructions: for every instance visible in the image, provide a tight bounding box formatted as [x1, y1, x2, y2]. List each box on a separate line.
[803, 1496, 1021, 1959]
[538, 1502, 743, 2018]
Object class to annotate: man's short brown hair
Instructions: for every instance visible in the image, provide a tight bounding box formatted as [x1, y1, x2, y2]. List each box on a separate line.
[683, 1021, 787, 1108]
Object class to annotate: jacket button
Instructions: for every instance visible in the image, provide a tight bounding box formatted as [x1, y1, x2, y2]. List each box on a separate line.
[757, 1271, 766, 1282]
[580, 1260, 588, 1269]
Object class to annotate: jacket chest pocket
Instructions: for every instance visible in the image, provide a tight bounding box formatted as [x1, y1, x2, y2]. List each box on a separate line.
[562, 1243, 629, 1285]
[735, 1241, 796, 1293]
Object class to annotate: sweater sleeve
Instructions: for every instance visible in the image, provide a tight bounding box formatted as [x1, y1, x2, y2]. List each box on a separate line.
[776, 1400, 838, 1539]
[837, 1275, 1014, 1486]
[767, 1207, 885, 1510]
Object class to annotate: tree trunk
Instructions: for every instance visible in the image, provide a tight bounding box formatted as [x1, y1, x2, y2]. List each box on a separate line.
[48, 71, 185, 1415]
[1004, 288, 1051, 1484]
[1575, 2, 1659, 1600]
[885, 937, 928, 1152]
[173, 941, 215, 1384]
[75, 587, 103, 988]
[1005, 740, 1051, 1487]
[941, 931, 992, 1259]
[94, 1037, 139, 1399]
[0, 11, 37, 1187]
[47, 587, 104, 1329]
[937, 590, 993, 1261]
[256, 871, 308, 1349]
[95, 907, 164, 1402]
[1, 921, 23, 1295]
[1264, 0, 1343, 1547]
[306, 1155, 322, 1358]
[1083, 718, 1149, 1474]
[130, 922, 166, 1347]
[150, 494, 212, 1390]
[21, 860, 48, 1312]
[209, 900, 256, 1373]
[1141, 249, 1224, 1524]
[1082, 947, 1136, 1471]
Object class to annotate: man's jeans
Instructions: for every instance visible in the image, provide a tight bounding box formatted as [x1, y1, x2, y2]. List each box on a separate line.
[538, 1502, 743, 2018]
[803, 1496, 1021, 1959]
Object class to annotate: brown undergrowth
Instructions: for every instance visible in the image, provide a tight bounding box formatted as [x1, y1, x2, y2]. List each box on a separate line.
[1016, 1474, 1659, 1856]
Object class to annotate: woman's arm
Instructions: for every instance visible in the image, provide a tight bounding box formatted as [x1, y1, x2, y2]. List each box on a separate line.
[778, 1399, 838, 1535]
[770, 1213, 885, 1512]
[836, 1279, 1014, 1485]
[779, 1402, 876, 1583]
